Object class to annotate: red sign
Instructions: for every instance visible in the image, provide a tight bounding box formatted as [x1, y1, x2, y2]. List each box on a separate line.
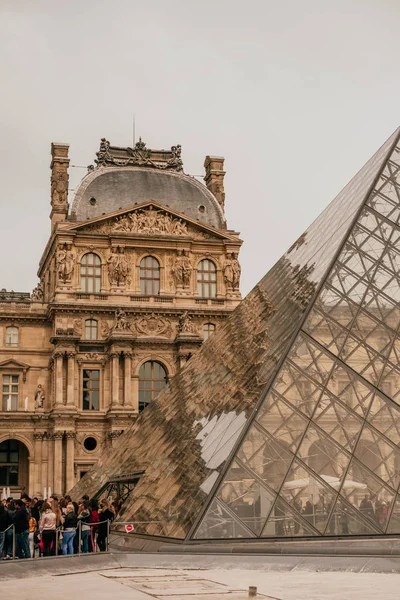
[125, 524, 134, 533]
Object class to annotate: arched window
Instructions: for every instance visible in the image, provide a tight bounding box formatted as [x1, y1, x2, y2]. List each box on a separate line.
[140, 256, 160, 296]
[80, 253, 101, 293]
[197, 259, 217, 298]
[85, 319, 98, 340]
[203, 323, 216, 341]
[138, 360, 168, 412]
[5, 327, 18, 347]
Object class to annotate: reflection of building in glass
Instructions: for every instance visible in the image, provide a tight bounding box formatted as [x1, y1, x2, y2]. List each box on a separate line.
[73, 128, 400, 542]
[0, 139, 242, 497]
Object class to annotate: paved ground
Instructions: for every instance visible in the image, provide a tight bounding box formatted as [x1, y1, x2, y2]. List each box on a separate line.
[2, 564, 400, 599]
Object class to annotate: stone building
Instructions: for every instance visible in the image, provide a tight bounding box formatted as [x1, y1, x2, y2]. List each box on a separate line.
[73, 127, 400, 544]
[0, 138, 242, 498]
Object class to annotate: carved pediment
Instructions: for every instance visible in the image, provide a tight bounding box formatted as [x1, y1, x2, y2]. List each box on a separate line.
[0, 359, 31, 381]
[68, 202, 232, 241]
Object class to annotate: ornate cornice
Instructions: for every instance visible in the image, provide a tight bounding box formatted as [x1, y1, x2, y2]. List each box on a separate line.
[94, 138, 183, 172]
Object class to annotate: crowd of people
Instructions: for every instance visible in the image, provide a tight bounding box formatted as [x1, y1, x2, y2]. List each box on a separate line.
[0, 493, 120, 559]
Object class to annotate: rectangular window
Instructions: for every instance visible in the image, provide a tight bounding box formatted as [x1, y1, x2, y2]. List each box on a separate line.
[82, 369, 100, 411]
[2, 375, 19, 411]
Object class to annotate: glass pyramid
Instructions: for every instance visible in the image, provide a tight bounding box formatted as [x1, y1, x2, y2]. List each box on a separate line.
[194, 129, 400, 539]
[72, 128, 400, 541]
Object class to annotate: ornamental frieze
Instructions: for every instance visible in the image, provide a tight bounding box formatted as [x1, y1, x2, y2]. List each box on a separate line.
[84, 206, 213, 239]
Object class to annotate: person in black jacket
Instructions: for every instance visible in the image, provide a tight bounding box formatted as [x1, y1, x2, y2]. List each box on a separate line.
[62, 503, 77, 555]
[12, 499, 30, 559]
[97, 499, 115, 552]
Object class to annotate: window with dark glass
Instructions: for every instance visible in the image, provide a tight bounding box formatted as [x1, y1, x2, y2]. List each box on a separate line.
[0, 440, 19, 486]
[5, 327, 18, 347]
[2, 375, 19, 411]
[85, 319, 98, 340]
[82, 369, 100, 410]
[197, 259, 217, 298]
[80, 253, 101, 293]
[203, 323, 216, 341]
[140, 256, 160, 296]
[138, 361, 168, 412]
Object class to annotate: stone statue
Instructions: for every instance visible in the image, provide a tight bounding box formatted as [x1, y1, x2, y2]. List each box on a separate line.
[34, 385, 45, 409]
[57, 246, 75, 283]
[31, 282, 44, 301]
[172, 250, 192, 288]
[178, 311, 197, 335]
[114, 308, 131, 331]
[223, 253, 241, 290]
[107, 252, 130, 286]
[107, 253, 118, 285]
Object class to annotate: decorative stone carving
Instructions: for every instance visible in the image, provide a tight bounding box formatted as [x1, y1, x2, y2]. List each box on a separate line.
[134, 313, 171, 337]
[34, 385, 45, 409]
[113, 309, 131, 331]
[172, 250, 192, 288]
[107, 249, 131, 286]
[101, 320, 110, 338]
[73, 318, 83, 336]
[95, 137, 183, 171]
[31, 282, 44, 301]
[108, 430, 124, 440]
[223, 253, 241, 290]
[85, 206, 211, 239]
[178, 311, 198, 335]
[57, 244, 75, 283]
[51, 170, 68, 206]
[65, 432, 76, 439]
[84, 353, 99, 360]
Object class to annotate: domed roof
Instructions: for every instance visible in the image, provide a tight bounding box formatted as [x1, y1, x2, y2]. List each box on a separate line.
[71, 166, 225, 229]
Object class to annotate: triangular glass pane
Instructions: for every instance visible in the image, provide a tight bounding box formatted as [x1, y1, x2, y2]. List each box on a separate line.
[297, 425, 351, 483]
[326, 363, 374, 416]
[261, 497, 318, 538]
[315, 284, 358, 327]
[342, 459, 395, 530]
[386, 495, 400, 533]
[314, 392, 363, 451]
[325, 497, 381, 536]
[368, 393, 400, 446]
[236, 426, 293, 493]
[304, 308, 348, 356]
[194, 498, 255, 539]
[216, 460, 275, 535]
[272, 362, 323, 417]
[362, 287, 400, 331]
[380, 362, 400, 405]
[354, 426, 400, 490]
[280, 459, 338, 533]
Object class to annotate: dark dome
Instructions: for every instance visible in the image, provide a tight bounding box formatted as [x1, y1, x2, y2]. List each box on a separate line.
[71, 167, 225, 228]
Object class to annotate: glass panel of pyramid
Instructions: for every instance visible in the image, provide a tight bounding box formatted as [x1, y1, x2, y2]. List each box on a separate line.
[72, 128, 400, 541]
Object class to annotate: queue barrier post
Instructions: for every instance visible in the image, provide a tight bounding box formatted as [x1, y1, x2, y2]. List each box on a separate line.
[12, 524, 16, 560]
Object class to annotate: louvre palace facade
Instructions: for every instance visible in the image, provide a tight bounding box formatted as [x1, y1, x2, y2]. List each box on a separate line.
[73, 127, 400, 545]
[0, 138, 242, 499]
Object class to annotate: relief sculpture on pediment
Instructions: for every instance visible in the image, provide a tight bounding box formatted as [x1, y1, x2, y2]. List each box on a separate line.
[84, 206, 214, 239]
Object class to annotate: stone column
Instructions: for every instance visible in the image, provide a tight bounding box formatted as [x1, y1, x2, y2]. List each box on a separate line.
[65, 432, 75, 493]
[53, 432, 63, 497]
[33, 433, 43, 498]
[66, 352, 75, 407]
[54, 352, 64, 407]
[124, 352, 133, 406]
[47, 434, 54, 493]
[132, 376, 139, 413]
[111, 353, 120, 406]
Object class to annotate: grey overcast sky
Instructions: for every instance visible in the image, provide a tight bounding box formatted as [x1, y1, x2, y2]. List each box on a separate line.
[1, 0, 400, 296]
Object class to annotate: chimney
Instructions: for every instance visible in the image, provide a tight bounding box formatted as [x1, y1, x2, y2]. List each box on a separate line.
[50, 143, 70, 229]
[204, 156, 225, 211]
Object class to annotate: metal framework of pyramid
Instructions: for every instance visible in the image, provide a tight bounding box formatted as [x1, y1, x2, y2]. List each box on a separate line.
[73, 127, 400, 541]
